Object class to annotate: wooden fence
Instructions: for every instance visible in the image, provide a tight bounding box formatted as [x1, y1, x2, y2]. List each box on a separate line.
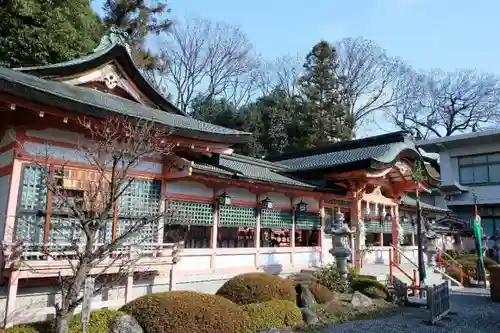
[426, 282, 451, 324]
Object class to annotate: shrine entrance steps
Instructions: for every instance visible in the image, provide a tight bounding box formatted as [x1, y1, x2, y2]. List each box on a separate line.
[360, 263, 462, 288]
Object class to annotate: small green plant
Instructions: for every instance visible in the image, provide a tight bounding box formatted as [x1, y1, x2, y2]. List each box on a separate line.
[242, 300, 302, 332]
[314, 263, 345, 292]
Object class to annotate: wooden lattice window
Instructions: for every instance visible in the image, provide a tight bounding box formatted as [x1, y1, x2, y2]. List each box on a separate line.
[382, 221, 392, 234]
[295, 212, 321, 230]
[402, 221, 414, 235]
[117, 179, 162, 249]
[219, 206, 256, 227]
[165, 200, 214, 226]
[261, 209, 293, 229]
[365, 220, 382, 233]
[15, 165, 47, 250]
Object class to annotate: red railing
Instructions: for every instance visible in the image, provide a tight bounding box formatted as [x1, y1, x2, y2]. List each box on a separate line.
[389, 247, 419, 295]
[437, 249, 464, 286]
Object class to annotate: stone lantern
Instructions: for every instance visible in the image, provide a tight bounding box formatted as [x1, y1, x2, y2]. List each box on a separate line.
[329, 209, 353, 283]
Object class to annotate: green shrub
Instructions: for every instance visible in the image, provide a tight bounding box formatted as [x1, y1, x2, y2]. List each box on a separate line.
[308, 282, 338, 304]
[351, 277, 390, 300]
[121, 291, 252, 333]
[242, 300, 302, 332]
[68, 309, 125, 333]
[314, 263, 348, 293]
[1, 325, 42, 333]
[1, 309, 123, 333]
[216, 273, 296, 305]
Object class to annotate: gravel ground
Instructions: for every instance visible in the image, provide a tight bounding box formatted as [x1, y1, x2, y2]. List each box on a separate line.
[325, 289, 500, 333]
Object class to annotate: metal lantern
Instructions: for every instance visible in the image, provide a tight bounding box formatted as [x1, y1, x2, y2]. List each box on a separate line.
[261, 197, 273, 210]
[401, 215, 409, 224]
[217, 191, 232, 206]
[384, 212, 392, 222]
[296, 200, 308, 212]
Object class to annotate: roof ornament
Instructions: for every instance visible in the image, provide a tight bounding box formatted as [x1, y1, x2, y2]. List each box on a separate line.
[93, 26, 132, 55]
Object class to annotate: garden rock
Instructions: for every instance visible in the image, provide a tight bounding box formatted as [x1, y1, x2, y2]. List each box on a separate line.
[297, 283, 316, 308]
[351, 291, 373, 308]
[258, 328, 293, 333]
[109, 314, 144, 333]
[301, 307, 319, 325]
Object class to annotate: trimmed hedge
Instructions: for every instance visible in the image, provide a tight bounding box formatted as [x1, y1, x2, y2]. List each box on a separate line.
[121, 291, 253, 333]
[0, 309, 124, 333]
[242, 300, 302, 332]
[216, 273, 296, 305]
[351, 277, 390, 300]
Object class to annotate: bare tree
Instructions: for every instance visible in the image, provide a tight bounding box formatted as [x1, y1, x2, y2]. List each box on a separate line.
[162, 17, 259, 112]
[3, 116, 193, 333]
[335, 37, 402, 129]
[390, 68, 500, 139]
[256, 55, 302, 98]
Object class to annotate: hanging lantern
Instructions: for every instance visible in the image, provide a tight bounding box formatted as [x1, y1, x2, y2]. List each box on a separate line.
[217, 191, 232, 206]
[296, 200, 308, 212]
[260, 197, 273, 210]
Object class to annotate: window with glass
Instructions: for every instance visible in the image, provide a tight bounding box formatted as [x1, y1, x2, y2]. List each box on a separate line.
[459, 153, 500, 185]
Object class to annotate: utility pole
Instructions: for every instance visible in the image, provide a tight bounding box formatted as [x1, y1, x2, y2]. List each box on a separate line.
[412, 161, 426, 297]
[473, 192, 486, 287]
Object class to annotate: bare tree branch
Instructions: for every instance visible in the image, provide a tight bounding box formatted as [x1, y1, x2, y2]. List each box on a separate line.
[389, 68, 500, 139]
[162, 17, 259, 112]
[256, 54, 302, 99]
[335, 37, 402, 129]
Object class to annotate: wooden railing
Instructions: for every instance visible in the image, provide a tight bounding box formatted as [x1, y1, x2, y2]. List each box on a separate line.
[388, 247, 418, 295]
[437, 249, 464, 286]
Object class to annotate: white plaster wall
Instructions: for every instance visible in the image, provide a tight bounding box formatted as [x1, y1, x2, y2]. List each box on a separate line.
[259, 252, 291, 266]
[214, 254, 255, 269]
[0, 175, 10, 237]
[218, 187, 256, 202]
[167, 180, 213, 197]
[294, 251, 320, 266]
[0, 150, 12, 168]
[263, 192, 290, 206]
[26, 128, 85, 145]
[176, 254, 211, 270]
[24, 142, 91, 164]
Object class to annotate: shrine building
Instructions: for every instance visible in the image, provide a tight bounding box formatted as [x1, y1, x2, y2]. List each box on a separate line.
[0, 30, 448, 325]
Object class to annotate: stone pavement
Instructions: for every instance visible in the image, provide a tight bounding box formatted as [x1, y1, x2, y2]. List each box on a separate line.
[325, 289, 499, 333]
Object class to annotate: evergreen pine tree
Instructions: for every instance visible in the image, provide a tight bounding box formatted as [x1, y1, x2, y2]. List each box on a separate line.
[297, 40, 353, 146]
[0, 0, 103, 67]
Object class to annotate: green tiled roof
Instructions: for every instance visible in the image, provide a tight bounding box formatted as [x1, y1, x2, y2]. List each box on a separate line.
[401, 195, 450, 213]
[278, 143, 397, 171]
[270, 132, 439, 183]
[0, 66, 250, 143]
[14, 28, 188, 117]
[192, 154, 315, 189]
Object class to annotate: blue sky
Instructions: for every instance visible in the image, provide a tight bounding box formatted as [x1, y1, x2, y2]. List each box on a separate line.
[92, 0, 500, 135]
[92, 0, 500, 73]
[162, 0, 500, 73]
